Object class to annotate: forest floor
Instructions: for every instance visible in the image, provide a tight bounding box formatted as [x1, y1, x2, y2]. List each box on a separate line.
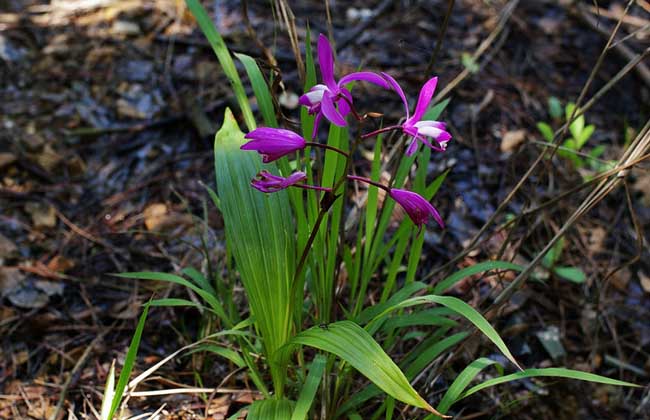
[1, 0, 650, 418]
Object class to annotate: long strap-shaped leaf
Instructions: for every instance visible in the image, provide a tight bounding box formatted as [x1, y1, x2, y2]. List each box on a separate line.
[247, 399, 294, 420]
[281, 320, 448, 417]
[460, 368, 639, 399]
[185, 0, 256, 131]
[291, 354, 327, 420]
[369, 295, 522, 370]
[116, 272, 231, 326]
[436, 357, 501, 415]
[433, 261, 524, 295]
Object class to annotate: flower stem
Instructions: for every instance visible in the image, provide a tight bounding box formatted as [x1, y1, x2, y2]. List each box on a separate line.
[305, 142, 350, 158]
[360, 125, 401, 139]
[338, 94, 364, 122]
[294, 184, 332, 192]
[346, 175, 391, 192]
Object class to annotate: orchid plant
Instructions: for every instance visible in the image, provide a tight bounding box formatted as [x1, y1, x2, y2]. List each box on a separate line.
[114, 2, 639, 419]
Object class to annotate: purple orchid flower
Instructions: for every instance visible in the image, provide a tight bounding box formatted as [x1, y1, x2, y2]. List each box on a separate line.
[251, 170, 307, 193]
[299, 34, 390, 137]
[241, 128, 306, 163]
[382, 73, 452, 156]
[389, 188, 444, 229]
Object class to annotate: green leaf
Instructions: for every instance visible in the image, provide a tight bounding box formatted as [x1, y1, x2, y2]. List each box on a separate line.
[576, 124, 595, 150]
[374, 295, 521, 370]
[358, 281, 428, 326]
[291, 355, 327, 420]
[185, 0, 255, 130]
[436, 358, 501, 414]
[553, 266, 586, 283]
[108, 303, 150, 419]
[461, 368, 639, 400]
[281, 321, 441, 415]
[214, 108, 295, 395]
[382, 308, 457, 331]
[589, 145, 605, 159]
[149, 298, 205, 309]
[433, 261, 524, 295]
[247, 399, 294, 420]
[182, 267, 216, 296]
[100, 361, 115, 420]
[542, 237, 565, 268]
[422, 98, 451, 121]
[116, 272, 230, 325]
[536, 122, 554, 142]
[235, 53, 278, 127]
[187, 344, 245, 368]
[548, 97, 563, 119]
[461, 52, 479, 73]
[336, 331, 467, 416]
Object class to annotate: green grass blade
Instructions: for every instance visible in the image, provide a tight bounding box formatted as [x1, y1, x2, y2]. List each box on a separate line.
[235, 53, 278, 127]
[185, 0, 255, 130]
[291, 354, 327, 420]
[283, 320, 441, 415]
[358, 281, 427, 326]
[404, 332, 468, 378]
[108, 303, 150, 419]
[436, 357, 500, 414]
[149, 298, 206, 310]
[181, 267, 216, 296]
[433, 261, 524, 295]
[116, 272, 230, 326]
[461, 368, 639, 400]
[186, 344, 245, 368]
[553, 266, 586, 283]
[100, 361, 115, 420]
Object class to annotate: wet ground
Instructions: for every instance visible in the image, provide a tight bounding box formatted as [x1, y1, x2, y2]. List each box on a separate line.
[1, 0, 650, 418]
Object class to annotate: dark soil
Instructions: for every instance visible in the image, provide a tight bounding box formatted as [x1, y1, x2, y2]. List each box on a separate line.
[1, 0, 649, 418]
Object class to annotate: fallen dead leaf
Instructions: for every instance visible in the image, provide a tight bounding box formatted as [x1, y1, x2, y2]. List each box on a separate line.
[144, 203, 168, 231]
[25, 203, 57, 228]
[143, 203, 193, 232]
[47, 255, 75, 273]
[32, 143, 63, 173]
[500, 129, 527, 153]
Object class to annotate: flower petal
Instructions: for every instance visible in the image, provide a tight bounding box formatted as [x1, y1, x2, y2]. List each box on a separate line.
[381, 72, 409, 119]
[320, 92, 347, 126]
[317, 34, 337, 90]
[405, 138, 419, 156]
[411, 77, 438, 123]
[339, 71, 391, 89]
[338, 88, 353, 117]
[311, 111, 324, 139]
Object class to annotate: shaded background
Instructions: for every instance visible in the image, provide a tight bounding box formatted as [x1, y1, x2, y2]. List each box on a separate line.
[1, 0, 649, 418]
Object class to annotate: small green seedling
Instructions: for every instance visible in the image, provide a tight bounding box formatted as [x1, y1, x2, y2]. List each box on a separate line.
[536, 98, 615, 175]
[538, 237, 586, 284]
